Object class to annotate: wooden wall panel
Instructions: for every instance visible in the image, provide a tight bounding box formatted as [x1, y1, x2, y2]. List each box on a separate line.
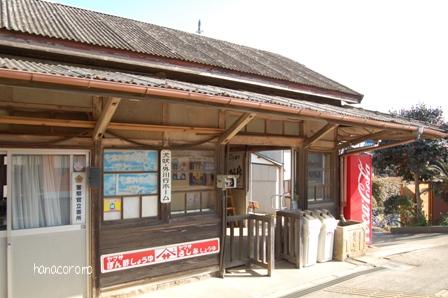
[284, 121, 301, 136]
[111, 100, 163, 124]
[167, 103, 219, 128]
[0, 85, 92, 110]
[99, 217, 220, 287]
[246, 118, 265, 133]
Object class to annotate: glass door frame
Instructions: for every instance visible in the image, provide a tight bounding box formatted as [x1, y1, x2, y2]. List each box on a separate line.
[4, 148, 91, 298]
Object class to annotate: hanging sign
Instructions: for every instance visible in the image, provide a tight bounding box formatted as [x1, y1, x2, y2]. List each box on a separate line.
[100, 237, 220, 273]
[160, 149, 171, 203]
[71, 172, 86, 224]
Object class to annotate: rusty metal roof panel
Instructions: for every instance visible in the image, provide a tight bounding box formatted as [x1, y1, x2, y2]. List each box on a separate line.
[0, 0, 363, 99]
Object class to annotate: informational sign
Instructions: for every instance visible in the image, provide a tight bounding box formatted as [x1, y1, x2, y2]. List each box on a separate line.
[344, 153, 373, 244]
[227, 151, 244, 188]
[216, 175, 239, 189]
[101, 237, 220, 273]
[160, 149, 171, 203]
[71, 172, 86, 224]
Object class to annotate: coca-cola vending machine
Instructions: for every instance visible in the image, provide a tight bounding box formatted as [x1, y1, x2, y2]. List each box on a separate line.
[343, 153, 373, 244]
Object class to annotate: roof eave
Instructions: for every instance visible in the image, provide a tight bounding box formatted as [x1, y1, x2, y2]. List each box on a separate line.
[0, 68, 443, 139]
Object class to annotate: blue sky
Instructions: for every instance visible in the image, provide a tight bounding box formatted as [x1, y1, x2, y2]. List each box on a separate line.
[53, 0, 448, 119]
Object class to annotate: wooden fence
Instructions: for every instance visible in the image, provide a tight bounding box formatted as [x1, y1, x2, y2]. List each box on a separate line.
[275, 210, 304, 268]
[224, 213, 275, 276]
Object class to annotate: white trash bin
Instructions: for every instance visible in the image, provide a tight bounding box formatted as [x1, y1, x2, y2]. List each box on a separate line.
[316, 211, 338, 263]
[301, 212, 322, 267]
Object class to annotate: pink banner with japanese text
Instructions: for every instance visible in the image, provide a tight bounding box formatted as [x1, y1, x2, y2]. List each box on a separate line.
[101, 237, 220, 273]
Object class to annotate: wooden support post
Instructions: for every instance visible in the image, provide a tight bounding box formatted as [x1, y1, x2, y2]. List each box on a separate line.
[298, 212, 303, 269]
[217, 113, 255, 144]
[267, 215, 275, 276]
[93, 97, 121, 140]
[304, 123, 338, 149]
[219, 189, 227, 278]
[90, 140, 102, 298]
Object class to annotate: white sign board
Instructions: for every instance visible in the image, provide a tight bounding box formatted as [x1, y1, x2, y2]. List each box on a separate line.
[160, 149, 172, 203]
[71, 172, 86, 224]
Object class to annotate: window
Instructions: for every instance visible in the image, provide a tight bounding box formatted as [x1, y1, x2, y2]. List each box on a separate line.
[103, 150, 159, 221]
[307, 152, 331, 202]
[171, 150, 217, 215]
[11, 153, 87, 230]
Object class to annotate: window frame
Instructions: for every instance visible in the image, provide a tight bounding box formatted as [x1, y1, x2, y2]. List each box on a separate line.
[306, 151, 332, 203]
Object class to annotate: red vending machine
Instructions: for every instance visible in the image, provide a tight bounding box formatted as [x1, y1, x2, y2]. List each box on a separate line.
[343, 153, 373, 244]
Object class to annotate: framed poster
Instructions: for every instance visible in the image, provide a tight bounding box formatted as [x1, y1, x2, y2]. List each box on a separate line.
[104, 150, 158, 172]
[104, 173, 158, 196]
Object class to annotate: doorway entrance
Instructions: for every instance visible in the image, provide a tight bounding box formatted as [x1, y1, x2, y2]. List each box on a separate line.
[1, 149, 90, 298]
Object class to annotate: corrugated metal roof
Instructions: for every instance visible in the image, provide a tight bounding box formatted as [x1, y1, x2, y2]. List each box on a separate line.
[0, 54, 440, 132]
[0, 0, 362, 99]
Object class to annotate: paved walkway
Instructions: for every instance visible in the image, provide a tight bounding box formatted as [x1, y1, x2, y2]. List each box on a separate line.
[302, 233, 448, 298]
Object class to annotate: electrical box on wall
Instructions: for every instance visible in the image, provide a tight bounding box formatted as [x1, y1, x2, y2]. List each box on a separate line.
[88, 167, 101, 188]
[216, 175, 239, 189]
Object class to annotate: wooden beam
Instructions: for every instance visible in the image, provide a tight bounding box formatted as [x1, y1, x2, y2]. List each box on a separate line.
[337, 130, 388, 149]
[217, 112, 255, 144]
[230, 134, 304, 147]
[304, 124, 338, 149]
[337, 130, 414, 150]
[0, 115, 223, 134]
[341, 138, 416, 156]
[0, 100, 92, 113]
[93, 97, 121, 140]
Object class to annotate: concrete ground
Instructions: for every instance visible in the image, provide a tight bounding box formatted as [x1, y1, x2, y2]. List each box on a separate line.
[301, 233, 448, 298]
[140, 232, 448, 298]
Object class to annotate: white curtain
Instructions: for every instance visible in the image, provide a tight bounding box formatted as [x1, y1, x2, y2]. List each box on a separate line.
[12, 155, 70, 229]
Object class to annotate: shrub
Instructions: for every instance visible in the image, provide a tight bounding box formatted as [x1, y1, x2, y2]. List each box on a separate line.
[384, 195, 414, 225]
[373, 177, 402, 208]
[439, 214, 448, 226]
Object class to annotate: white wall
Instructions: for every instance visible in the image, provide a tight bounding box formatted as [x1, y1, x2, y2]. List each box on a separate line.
[250, 163, 279, 214]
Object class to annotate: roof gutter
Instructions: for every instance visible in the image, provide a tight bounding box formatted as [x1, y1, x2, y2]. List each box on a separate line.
[0, 68, 446, 139]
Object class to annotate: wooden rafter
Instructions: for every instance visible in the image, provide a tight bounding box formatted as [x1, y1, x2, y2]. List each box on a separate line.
[337, 130, 416, 150]
[304, 123, 338, 149]
[337, 130, 387, 149]
[341, 138, 416, 156]
[217, 112, 256, 144]
[230, 134, 304, 147]
[0, 115, 224, 134]
[92, 97, 121, 140]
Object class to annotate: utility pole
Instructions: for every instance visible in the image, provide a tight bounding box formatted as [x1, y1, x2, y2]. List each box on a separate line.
[196, 19, 203, 34]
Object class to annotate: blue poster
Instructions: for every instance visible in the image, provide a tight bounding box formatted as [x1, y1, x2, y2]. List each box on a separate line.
[104, 150, 158, 172]
[118, 173, 158, 195]
[104, 174, 117, 196]
[103, 173, 158, 196]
